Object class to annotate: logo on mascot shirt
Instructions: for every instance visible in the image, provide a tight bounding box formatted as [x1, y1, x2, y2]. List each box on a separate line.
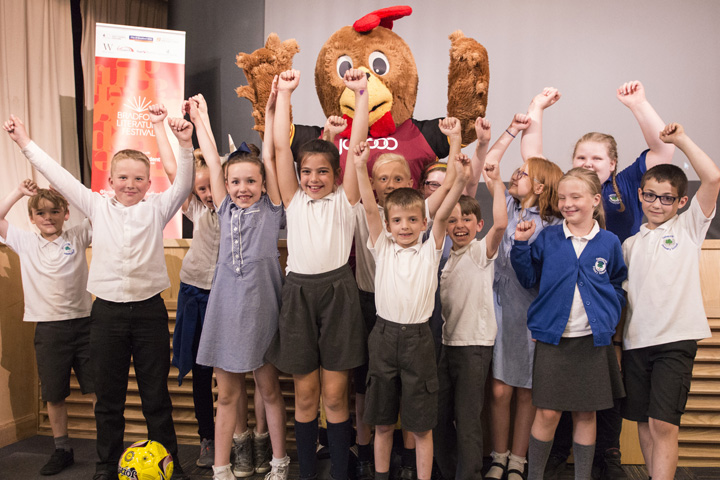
[337, 137, 398, 155]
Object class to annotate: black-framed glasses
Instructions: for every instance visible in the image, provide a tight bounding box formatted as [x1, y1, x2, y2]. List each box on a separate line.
[641, 191, 678, 205]
[424, 181, 442, 189]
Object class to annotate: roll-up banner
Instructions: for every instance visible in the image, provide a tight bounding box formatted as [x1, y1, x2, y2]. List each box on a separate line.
[92, 23, 186, 238]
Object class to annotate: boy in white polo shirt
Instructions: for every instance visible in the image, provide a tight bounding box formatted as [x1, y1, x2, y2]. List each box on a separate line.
[4, 114, 194, 480]
[0, 180, 94, 476]
[433, 155, 508, 480]
[618, 123, 720, 480]
[352, 138, 470, 480]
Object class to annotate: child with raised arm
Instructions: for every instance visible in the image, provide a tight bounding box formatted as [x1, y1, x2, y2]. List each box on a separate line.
[525, 82, 674, 478]
[267, 68, 367, 480]
[355, 122, 471, 480]
[187, 81, 289, 480]
[433, 141, 509, 480]
[511, 168, 627, 480]
[149, 99, 220, 469]
[619, 123, 720, 480]
[4, 114, 194, 480]
[0, 180, 94, 476]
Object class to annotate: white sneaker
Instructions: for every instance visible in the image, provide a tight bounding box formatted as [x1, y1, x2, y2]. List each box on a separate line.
[264, 457, 290, 480]
[212, 463, 235, 480]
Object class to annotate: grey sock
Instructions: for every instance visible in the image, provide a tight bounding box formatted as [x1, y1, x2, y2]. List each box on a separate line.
[572, 442, 595, 480]
[527, 435, 553, 480]
[54, 435, 71, 451]
[375, 471, 390, 480]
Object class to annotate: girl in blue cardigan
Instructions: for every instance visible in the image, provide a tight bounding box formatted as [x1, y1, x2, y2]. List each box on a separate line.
[510, 168, 627, 480]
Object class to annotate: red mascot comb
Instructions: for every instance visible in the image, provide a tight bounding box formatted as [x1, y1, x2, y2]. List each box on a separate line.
[353, 5, 412, 33]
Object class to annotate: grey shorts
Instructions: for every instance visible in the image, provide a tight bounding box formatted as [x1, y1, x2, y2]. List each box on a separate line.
[621, 340, 697, 426]
[34, 317, 94, 402]
[363, 317, 439, 432]
[265, 264, 367, 375]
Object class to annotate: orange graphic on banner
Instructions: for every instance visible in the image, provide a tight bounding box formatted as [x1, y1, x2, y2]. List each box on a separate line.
[92, 57, 185, 237]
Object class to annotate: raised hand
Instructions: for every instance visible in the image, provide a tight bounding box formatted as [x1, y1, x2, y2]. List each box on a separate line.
[168, 117, 194, 147]
[148, 104, 168, 124]
[190, 94, 209, 116]
[3, 115, 31, 148]
[659, 122, 686, 145]
[483, 157, 501, 182]
[530, 87, 561, 111]
[277, 69, 300, 92]
[19, 179, 38, 197]
[511, 113, 532, 132]
[266, 75, 279, 116]
[475, 117, 491, 146]
[455, 153, 472, 185]
[439, 117, 462, 138]
[343, 68, 368, 92]
[616, 80, 647, 108]
[353, 141, 371, 168]
[515, 219, 536, 242]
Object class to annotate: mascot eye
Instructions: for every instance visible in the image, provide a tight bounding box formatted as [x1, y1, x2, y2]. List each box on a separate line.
[369, 51, 389, 76]
[336, 55, 353, 79]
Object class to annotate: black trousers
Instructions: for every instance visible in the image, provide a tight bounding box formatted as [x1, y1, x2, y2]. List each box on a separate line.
[90, 295, 178, 473]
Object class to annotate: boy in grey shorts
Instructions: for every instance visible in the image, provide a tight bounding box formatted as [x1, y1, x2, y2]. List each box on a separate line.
[0, 180, 94, 476]
[618, 123, 720, 480]
[351, 136, 470, 480]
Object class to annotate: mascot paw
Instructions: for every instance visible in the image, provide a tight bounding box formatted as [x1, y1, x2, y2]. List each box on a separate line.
[236, 34, 300, 134]
[447, 30, 490, 144]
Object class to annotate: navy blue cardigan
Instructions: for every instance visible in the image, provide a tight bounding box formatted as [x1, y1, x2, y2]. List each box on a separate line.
[510, 225, 627, 346]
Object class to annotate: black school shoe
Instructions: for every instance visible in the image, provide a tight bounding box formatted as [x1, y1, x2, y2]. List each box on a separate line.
[40, 448, 74, 475]
[600, 448, 628, 480]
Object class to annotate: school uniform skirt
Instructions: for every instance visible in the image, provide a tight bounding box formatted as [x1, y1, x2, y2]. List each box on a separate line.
[532, 335, 624, 411]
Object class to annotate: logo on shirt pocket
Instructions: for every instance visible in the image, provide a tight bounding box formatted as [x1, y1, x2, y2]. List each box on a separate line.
[593, 257, 608, 275]
[661, 235, 678, 250]
[61, 242, 75, 255]
[608, 194, 621, 205]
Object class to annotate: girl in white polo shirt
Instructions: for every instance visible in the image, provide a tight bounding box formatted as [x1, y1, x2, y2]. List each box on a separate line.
[266, 68, 367, 480]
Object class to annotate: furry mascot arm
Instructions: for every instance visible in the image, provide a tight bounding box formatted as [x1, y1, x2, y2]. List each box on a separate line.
[446, 31, 490, 145]
[236, 33, 300, 138]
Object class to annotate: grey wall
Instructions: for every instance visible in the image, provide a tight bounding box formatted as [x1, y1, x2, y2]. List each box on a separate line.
[168, 0, 265, 154]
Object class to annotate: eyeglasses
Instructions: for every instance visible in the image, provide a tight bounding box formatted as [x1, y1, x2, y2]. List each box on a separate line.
[641, 191, 678, 205]
[423, 181, 442, 190]
[512, 169, 529, 180]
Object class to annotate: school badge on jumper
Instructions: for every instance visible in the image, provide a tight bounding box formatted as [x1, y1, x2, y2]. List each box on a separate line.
[608, 193, 621, 205]
[593, 257, 608, 275]
[661, 235, 678, 250]
[61, 242, 75, 255]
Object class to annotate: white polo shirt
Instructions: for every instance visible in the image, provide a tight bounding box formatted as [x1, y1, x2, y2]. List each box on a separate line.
[180, 196, 220, 289]
[22, 141, 194, 302]
[622, 196, 714, 350]
[562, 220, 599, 337]
[2, 221, 92, 322]
[370, 230, 442, 325]
[440, 237, 497, 345]
[285, 186, 356, 275]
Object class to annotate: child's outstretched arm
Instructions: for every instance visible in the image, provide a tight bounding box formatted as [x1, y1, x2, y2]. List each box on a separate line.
[353, 142, 383, 246]
[432, 153, 471, 248]
[617, 80, 674, 169]
[342, 68, 369, 206]
[149, 104, 177, 182]
[3, 115, 94, 218]
[521, 87, 561, 161]
[322, 115, 347, 143]
[161, 117, 195, 221]
[0, 179, 37, 239]
[263, 75, 282, 206]
[485, 114, 531, 193]
[660, 123, 720, 217]
[510, 219, 541, 289]
[273, 69, 301, 208]
[188, 102, 226, 206]
[188, 94, 217, 150]
[482, 160, 509, 258]
[467, 117, 491, 198]
[427, 117, 462, 218]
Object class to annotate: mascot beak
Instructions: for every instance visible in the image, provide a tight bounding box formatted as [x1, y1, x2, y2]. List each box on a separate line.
[338, 66, 393, 127]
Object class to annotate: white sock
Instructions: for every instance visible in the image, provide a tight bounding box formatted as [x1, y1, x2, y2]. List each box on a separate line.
[254, 429, 270, 438]
[507, 453, 527, 476]
[271, 455, 290, 467]
[485, 450, 510, 479]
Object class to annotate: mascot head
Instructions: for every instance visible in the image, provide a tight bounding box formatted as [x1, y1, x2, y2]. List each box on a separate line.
[314, 6, 416, 137]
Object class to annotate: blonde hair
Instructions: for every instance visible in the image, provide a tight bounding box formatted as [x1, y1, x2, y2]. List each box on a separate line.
[27, 188, 69, 216]
[372, 153, 411, 179]
[560, 167, 606, 229]
[111, 149, 151, 175]
[193, 148, 208, 170]
[524, 157, 563, 223]
[573, 132, 624, 212]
